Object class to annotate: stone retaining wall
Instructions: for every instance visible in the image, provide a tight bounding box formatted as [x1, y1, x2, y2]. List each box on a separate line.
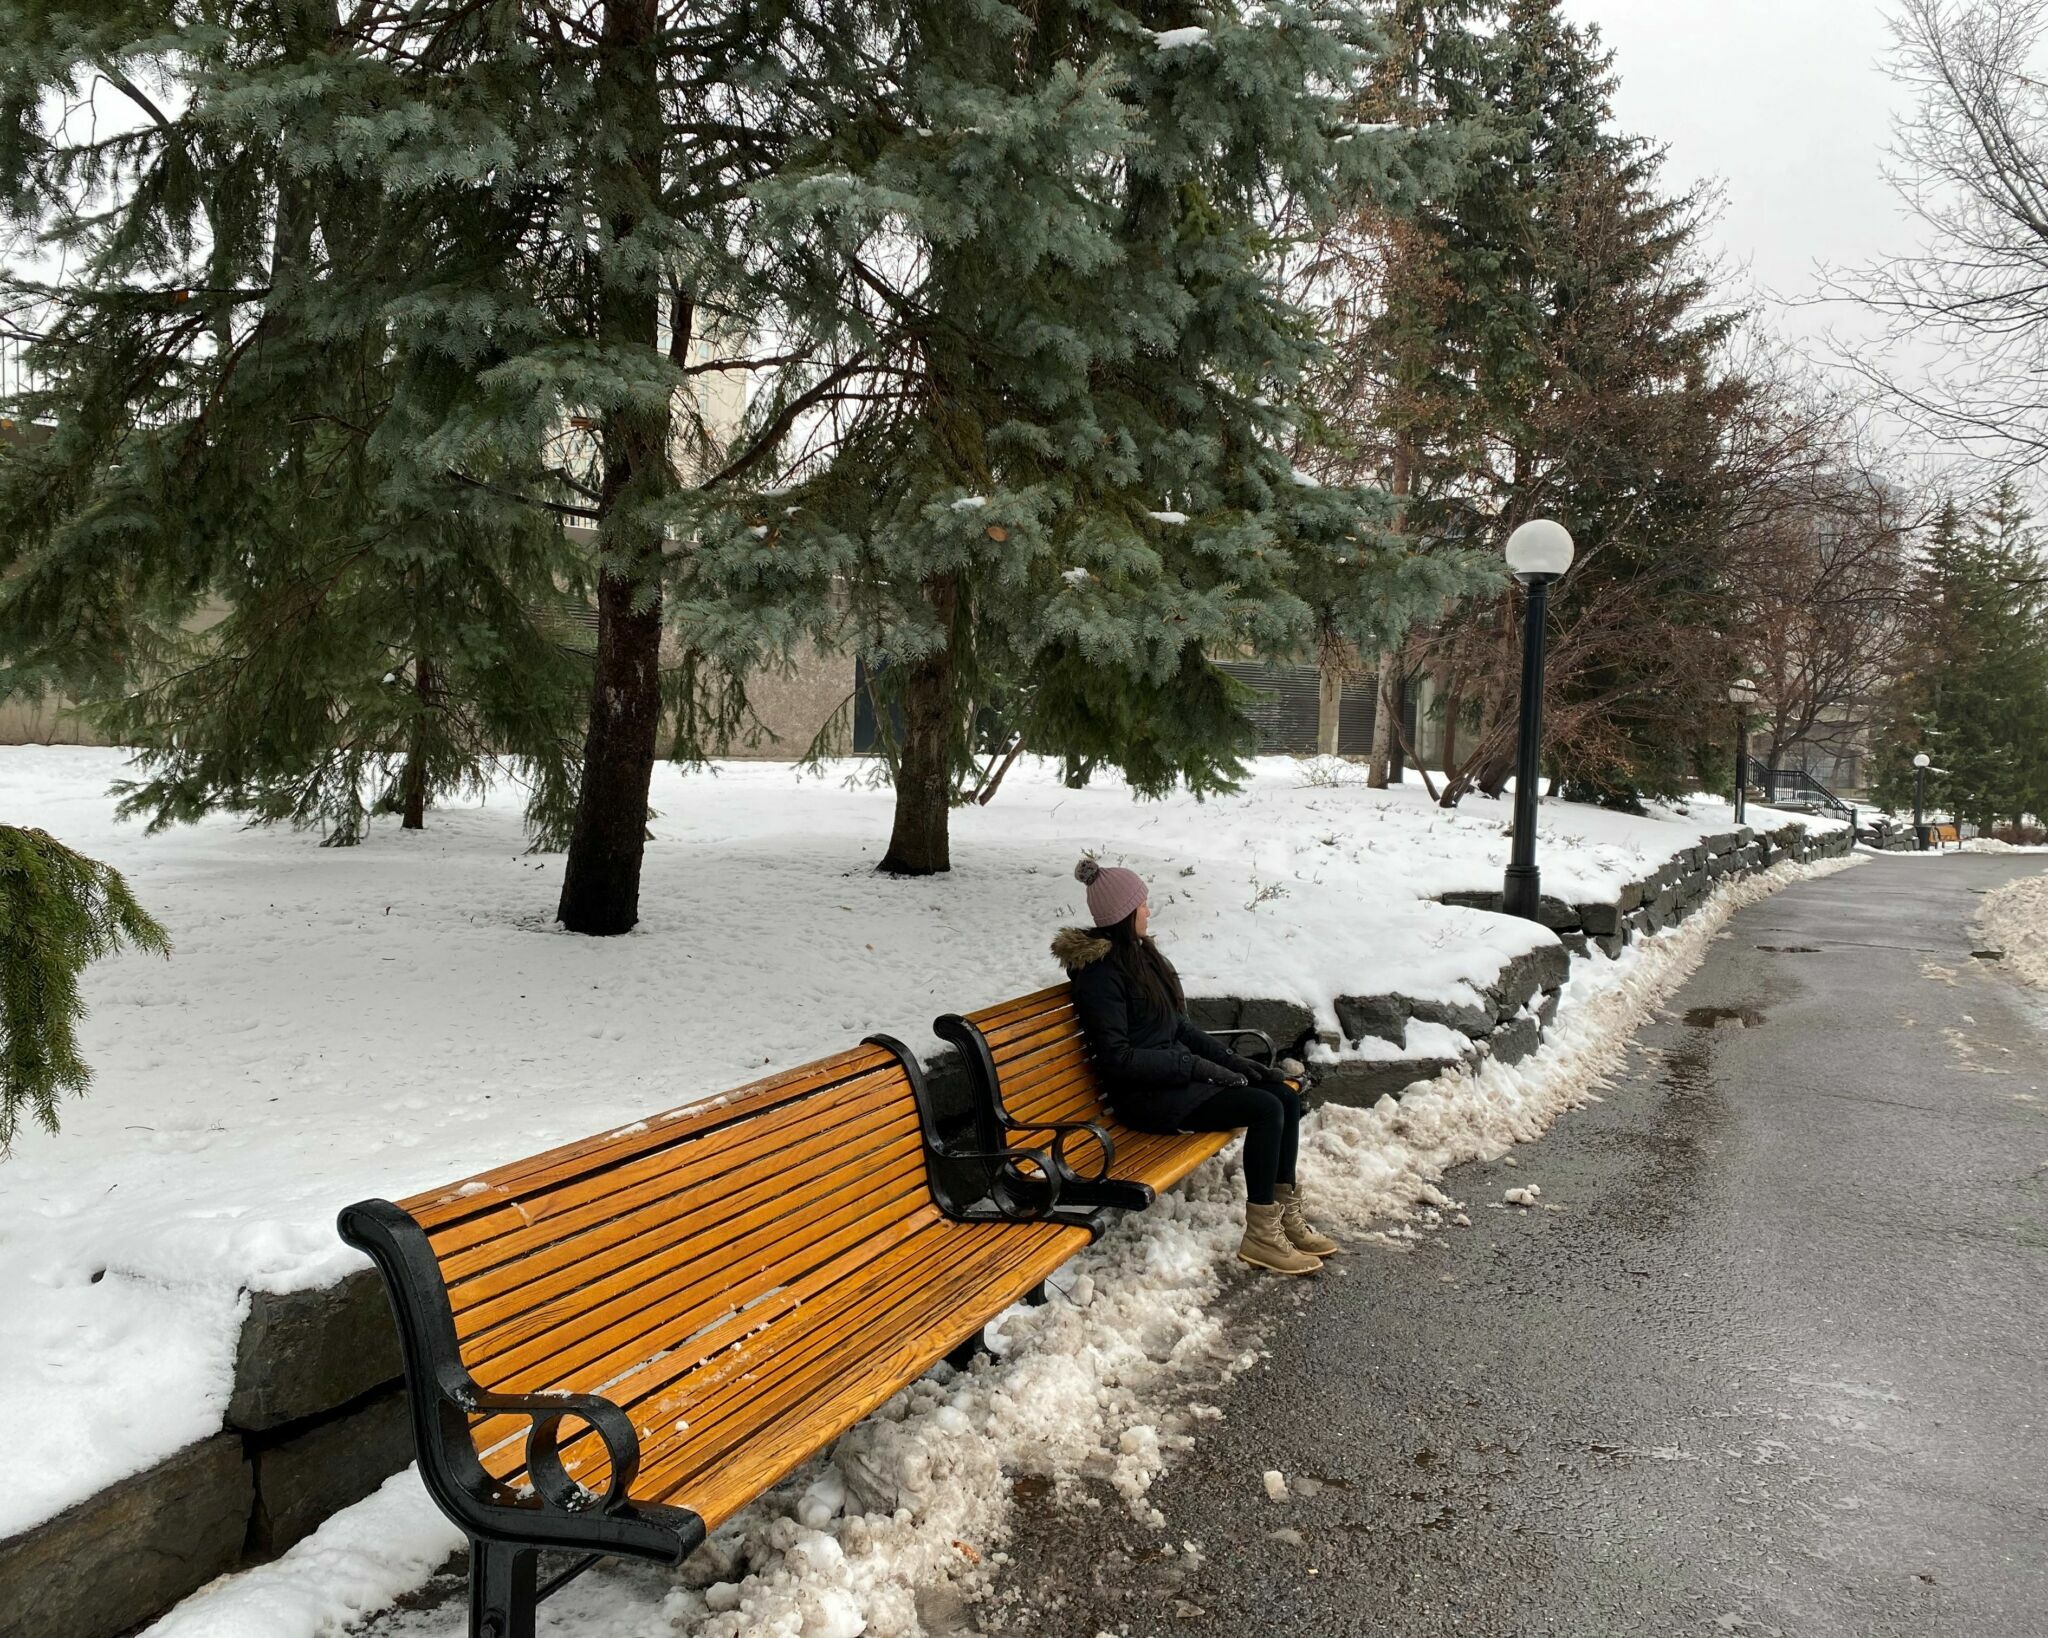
[0, 820, 1853, 1638]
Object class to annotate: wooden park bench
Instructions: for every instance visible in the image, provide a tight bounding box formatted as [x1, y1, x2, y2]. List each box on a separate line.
[338, 1036, 1102, 1638]
[932, 986, 1283, 1212]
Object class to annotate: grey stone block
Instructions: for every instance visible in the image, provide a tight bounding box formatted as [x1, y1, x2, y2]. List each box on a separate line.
[1558, 930, 1589, 958]
[1235, 999, 1315, 1054]
[1309, 1057, 1453, 1110]
[1537, 987, 1562, 1030]
[1616, 879, 1646, 912]
[1486, 943, 1570, 1018]
[1575, 901, 1622, 936]
[1533, 895, 1579, 930]
[1595, 931, 1627, 958]
[1184, 995, 1239, 1034]
[1701, 829, 1741, 855]
[1404, 991, 1496, 1040]
[0, 1435, 251, 1638]
[251, 1386, 415, 1556]
[1488, 1013, 1543, 1067]
[1438, 888, 1504, 914]
[1333, 993, 1405, 1047]
[231, 1268, 403, 1432]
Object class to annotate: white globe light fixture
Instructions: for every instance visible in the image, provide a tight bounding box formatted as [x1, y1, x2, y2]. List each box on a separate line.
[1913, 752, 1930, 768]
[1504, 518, 1575, 582]
[1729, 678, 1761, 707]
[1500, 519, 1574, 918]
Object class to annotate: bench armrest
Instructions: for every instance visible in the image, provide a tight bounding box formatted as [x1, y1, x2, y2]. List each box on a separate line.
[452, 1384, 642, 1515]
[998, 1119, 1116, 1184]
[945, 1142, 1065, 1216]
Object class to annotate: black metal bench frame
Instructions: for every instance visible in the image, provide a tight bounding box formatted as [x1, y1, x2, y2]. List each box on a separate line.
[339, 1044, 1105, 1638]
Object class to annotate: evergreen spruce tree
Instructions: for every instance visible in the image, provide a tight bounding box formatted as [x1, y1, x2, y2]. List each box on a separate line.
[0, 2, 593, 849]
[1879, 484, 2048, 832]
[0, 827, 169, 1154]
[1408, 0, 1751, 808]
[0, 1, 892, 929]
[682, 0, 1422, 874]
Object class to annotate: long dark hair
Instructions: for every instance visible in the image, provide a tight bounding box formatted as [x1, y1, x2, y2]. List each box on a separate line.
[1098, 908, 1185, 1020]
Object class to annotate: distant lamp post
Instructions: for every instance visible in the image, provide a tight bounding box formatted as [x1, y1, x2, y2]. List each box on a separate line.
[1913, 752, 1931, 851]
[1729, 678, 1761, 826]
[1501, 519, 1575, 920]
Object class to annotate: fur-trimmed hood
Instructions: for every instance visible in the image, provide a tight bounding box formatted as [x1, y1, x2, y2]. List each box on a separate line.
[1051, 926, 1112, 973]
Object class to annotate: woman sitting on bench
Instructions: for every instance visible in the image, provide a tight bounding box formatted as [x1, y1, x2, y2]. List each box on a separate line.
[1054, 858, 1340, 1276]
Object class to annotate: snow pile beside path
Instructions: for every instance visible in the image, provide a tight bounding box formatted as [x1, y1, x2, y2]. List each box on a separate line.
[155, 851, 1861, 1638]
[0, 747, 1807, 1537]
[1961, 836, 2048, 855]
[1976, 870, 2048, 990]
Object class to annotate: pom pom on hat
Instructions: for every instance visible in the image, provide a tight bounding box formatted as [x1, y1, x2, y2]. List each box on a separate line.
[1075, 858, 1102, 885]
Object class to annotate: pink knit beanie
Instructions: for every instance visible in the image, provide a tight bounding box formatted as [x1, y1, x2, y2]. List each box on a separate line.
[1075, 857, 1147, 927]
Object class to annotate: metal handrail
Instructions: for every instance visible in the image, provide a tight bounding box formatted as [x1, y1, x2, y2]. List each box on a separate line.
[1742, 757, 1857, 822]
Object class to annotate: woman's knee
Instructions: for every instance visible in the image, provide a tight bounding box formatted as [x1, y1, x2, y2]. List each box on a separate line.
[1246, 1086, 1290, 1135]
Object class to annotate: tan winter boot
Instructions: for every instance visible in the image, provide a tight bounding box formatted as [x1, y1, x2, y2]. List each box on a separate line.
[1274, 1184, 1341, 1257]
[1239, 1202, 1323, 1275]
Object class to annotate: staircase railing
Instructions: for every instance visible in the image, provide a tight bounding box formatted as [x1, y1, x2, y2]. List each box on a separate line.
[1743, 757, 1859, 824]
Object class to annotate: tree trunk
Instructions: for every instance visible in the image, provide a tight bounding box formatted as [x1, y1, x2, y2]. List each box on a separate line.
[1366, 433, 1415, 788]
[556, 0, 673, 936]
[1315, 660, 1343, 756]
[1365, 647, 1400, 787]
[1388, 667, 1407, 782]
[879, 576, 959, 876]
[400, 657, 434, 830]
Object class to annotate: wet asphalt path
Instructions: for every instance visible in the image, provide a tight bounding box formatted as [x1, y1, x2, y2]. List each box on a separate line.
[989, 856, 2048, 1638]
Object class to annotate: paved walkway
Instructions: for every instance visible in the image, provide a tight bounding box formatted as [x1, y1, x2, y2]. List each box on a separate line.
[990, 856, 2048, 1638]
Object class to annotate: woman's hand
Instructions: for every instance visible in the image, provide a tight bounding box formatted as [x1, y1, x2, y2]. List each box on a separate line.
[1189, 1057, 1249, 1088]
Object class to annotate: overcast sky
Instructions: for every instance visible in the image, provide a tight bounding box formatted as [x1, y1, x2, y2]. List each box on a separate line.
[1563, 0, 1909, 355]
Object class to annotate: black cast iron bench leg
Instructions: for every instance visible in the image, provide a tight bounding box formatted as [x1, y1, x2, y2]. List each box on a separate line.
[470, 1539, 539, 1638]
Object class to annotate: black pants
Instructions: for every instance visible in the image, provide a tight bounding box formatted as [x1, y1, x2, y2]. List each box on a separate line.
[1182, 1083, 1303, 1206]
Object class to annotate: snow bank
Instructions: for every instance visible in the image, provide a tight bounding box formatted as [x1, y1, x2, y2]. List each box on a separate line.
[1976, 869, 2048, 991]
[0, 747, 1829, 1538]
[137, 850, 1860, 1638]
[142, 1470, 460, 1638]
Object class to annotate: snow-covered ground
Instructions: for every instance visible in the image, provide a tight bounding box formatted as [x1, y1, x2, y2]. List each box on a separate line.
[143, 851, 1862, 1638]
[1977, 870, 2048, 991]
[0, 746, 1834, 1545]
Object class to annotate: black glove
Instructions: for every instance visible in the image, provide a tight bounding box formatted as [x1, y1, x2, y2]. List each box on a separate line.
[1189, 1056, 1249, 1088]
[1255, 1061, 1292, 1087]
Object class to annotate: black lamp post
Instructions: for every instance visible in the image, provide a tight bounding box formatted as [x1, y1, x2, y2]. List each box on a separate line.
[1729, 678, 1760, 827]
[1913, 752, 1930, 851]
[1501, 519, 1576, 920]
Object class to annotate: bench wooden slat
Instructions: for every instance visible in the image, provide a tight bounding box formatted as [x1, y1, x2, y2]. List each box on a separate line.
[462, 1151, 932, 1408]
[440, 1082, 913, 1310]
[623, 1222, 1081, 1523]
[429, 1061, 907, 1265]
[978, 1007, 1088, 1056]
[457, 1132, 929, 1388]
[401, 1043, 894, 1232]
[956, 984, 1071, 1035]
[472, 1194, 947, 1468]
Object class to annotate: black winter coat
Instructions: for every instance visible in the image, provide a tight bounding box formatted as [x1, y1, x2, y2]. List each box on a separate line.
[1052, 926, 1261, 1131]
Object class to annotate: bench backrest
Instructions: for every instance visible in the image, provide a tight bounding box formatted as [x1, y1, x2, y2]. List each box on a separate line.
[950, 985, 1107, 1133]
[391, 1042, 937, 1486]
